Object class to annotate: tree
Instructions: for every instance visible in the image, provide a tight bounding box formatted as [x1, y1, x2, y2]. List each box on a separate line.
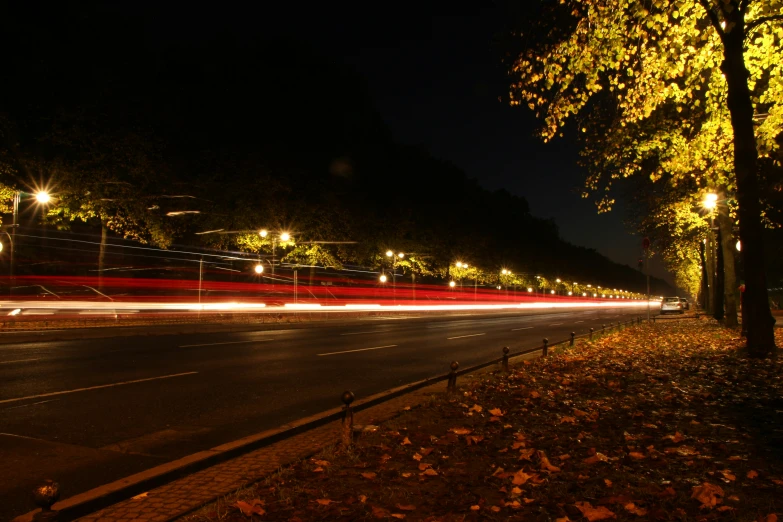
[509, 0, 781, 356]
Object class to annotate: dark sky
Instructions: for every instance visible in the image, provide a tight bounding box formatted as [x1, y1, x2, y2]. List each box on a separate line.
[83, 2, 676, 283]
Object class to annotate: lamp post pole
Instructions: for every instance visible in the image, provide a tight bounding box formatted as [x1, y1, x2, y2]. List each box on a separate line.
[9, 192, 19, 296]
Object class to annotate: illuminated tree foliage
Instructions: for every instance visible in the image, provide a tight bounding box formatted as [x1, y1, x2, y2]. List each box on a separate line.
[509, 0, 782, 356]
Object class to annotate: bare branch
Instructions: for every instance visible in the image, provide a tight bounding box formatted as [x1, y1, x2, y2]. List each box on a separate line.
[746, 14, 783, 33]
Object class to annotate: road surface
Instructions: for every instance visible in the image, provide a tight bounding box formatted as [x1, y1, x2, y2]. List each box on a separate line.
[0, 305, 645, 519]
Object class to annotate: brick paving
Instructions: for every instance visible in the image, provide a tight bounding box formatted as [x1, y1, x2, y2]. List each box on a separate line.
[75, 380, 456, 522]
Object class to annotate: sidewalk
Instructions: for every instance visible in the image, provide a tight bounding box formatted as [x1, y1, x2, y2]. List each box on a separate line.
[177, 320, 781, 521]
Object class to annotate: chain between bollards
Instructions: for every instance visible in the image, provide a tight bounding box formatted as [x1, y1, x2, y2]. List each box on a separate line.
[446, 361, 459, 393]
[31, 479, 60, 521]
[502, 346, 509, 372]
[341, 391, 354, 447]
[542, 338, 549, 357]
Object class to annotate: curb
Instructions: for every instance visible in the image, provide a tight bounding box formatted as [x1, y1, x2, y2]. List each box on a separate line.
[14, 318, 638, 521]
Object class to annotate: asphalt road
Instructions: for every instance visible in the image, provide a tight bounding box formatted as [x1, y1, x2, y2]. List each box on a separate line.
[0, 305, 647, 519]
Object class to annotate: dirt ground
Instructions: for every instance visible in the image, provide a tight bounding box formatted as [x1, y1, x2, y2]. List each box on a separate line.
[182, 319, 783, 521]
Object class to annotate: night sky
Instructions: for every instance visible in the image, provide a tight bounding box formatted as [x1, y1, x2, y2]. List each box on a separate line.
[34, 1, 674, 284]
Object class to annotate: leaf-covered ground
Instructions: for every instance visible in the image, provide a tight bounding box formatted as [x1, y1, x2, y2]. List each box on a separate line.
[183, 320, 783, 522]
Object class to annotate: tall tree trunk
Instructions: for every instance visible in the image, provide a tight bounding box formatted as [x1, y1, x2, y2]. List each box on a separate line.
[721, 20, 777, 356]
[717, 204, 738, 326]
[714, 225, 725, 322]
[98, 222, 108, 291]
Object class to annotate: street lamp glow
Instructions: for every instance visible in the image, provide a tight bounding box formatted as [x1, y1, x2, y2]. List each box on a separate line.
[254, 264, 264, 274]
[0, 242, 3, 253]
[398, 253, 404, 259]
[280, 232, 291, 241]
[35, 191, 51, 203]
[555, 278, 561, 283]
[568, 291, 573, 296]
[736, 240, 741, 252]
[582, 292, 587, 296]
[593, 293, 597, 297]
[527, 287, 533, 292]
[550, 290, 555, 294]
[379, 274, 388, 283]
[259, 229, 268, 238]
[386, 250, 393, 257]
[703, 192, 718, 210]
[456, 262, 463, 268]
[501, 269, 508, 275]
[449, 281, 456, 288]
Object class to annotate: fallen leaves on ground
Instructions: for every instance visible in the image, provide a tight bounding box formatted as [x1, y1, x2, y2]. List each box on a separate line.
[185, 321, 783, 522]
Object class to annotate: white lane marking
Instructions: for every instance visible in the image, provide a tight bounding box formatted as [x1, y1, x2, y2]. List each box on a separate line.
[0, 358, 41, 365]
[318, 345, 397, 356]
[447, 333, 486, 340]
[0, 372, 198, 405]
[511, 327, 534, 331]
[339, 330, 390, 336]
[179, 339, 275, 348]
[3, 399, 59, 410]
[549, 323, 563, 326]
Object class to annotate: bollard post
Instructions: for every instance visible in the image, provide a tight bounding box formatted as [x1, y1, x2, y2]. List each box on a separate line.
[602, 324, 606, 333]
[341, 391, 355, 447]
[447, 361, 459, 393]
[542, 338, 549, 357]
[502, 347, 509, 372]
[570, 332, 575, 346]
[653, 316, 656, 324]
[32, 480, 60, 522]
[589, 327, 594, 341]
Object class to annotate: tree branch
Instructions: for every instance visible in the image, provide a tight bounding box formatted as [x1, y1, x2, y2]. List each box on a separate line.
[746, 14, 783, 33]
[697, 0, 726, 38]
[739, 0, 751, 15]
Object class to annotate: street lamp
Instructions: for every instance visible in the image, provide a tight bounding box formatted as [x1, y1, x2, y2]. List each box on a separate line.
[449, 281, 456, 288]
[379, 274, 388, 283]
[254, 264, 264, 274]
[5, 190, 51, 296]
[703, 192, 718, 210]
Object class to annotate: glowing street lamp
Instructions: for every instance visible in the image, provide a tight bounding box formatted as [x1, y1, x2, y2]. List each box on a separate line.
[527, 287, 533, 292]
[703, 192, 718, 210]
[280, 232, 291, 242]
[379, 274, 388, 283]
[254, 264, 264, 274]
[35, 191, 51, 204]
[258, 229, 268, 238]
[449, 281, 456, 288]
[550, 290, 555, 294]
[736, 240, 741, 252]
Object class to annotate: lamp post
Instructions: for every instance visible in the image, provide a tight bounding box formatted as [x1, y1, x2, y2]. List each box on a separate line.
[5, 190, 51, 296]
[703, 193, 718, 315]
[385, 250, 404, 303]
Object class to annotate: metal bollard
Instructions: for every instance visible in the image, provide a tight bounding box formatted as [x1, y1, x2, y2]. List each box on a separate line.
[570, 332, 575, 346]
[447, 361, 459, 393]
[502, 347, 509, 372]
[32, 480, 60, 521]
[602, 324, 606, 333]
[341, 391, 355, 447]
[589, 327, 594, 340]
[542, 338, 549, 357]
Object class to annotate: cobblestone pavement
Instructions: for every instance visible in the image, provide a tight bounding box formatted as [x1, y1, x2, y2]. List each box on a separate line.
[75, 380, 454, 522]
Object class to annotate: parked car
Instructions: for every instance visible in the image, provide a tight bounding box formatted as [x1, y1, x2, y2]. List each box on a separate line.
[661, 297, 684, 314]
[679, 297, 690, 310]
